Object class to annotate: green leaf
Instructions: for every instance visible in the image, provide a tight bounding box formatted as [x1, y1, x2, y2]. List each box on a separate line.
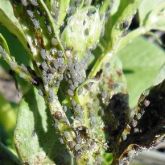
[0, 0, 28, 51]
[118, 36, 165, 107]
[0, 25, 30, 65]
[115, 79, 165, 164]
[14, 87, 71, 165]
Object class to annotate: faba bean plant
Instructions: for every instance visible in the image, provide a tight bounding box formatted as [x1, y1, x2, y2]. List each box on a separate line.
[0, 0, 165, 165]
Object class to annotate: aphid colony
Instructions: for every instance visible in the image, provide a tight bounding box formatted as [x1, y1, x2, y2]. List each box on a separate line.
[58, 57, 87, 134]
[21, 0, 38, 7]
[64, 57, 87, 96]
[20, 0, 89, 132]
[20, 0, 66, 90]
[40, 48, 65, 87]
[10, 0, 132, 162]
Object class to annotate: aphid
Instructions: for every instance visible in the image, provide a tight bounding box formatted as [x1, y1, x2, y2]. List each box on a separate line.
[122, 134, 127, 141]
[50, 60, 58, 70]
[75, 144, 81, 151]
[136, 113, 142, 120]
[134, 128, 139, 133]
[48, 88, 54, 102]
[51, 37, 58, 46]
[70, 84, 75, 91]
[32, 18, 40, 29]
[57, 58, 64, 65]
[59, 138, 64, 144]
[58, 75, 64, 81]
[75, 104, 82, 113]
[68, 79, 72, 84]
[41, 62, 48, 71]
[43, 76, 48, 85]
[29, 0, 38, 6]
[57, 50, 63, 57]
[36, 9, 42, 16]
[71, 99, 77, 107]
[58, 66, 65, 74]
[68, 89, 74, 96]
[68, 141, 76, 149]
[31, 130, 36, 137]
[38, 89, 43, 96]
[90, 116, 96, 126]
[144, 99, 150, 107]
[63, 106, 67, 112]
[40, 49, 47, 59]
[26, 10, 34, 18]
[63, 131, 70, 139]
[76, 134, 82, 144]
[65, 50, 72, 58]
[50, 48, 57, 56]
[84, 28, 89, 36]
[73, 81, 79, 88]
[47, 73, 53, 82]
[53, 111, 62, 120]
[47, 25, 52, 34]
[21, 0, 29, 6]
[53, 121, 58, 129]
[132, 119, 137, 128]
[83, 20, 86, 26]
[105, 62, 110, 68]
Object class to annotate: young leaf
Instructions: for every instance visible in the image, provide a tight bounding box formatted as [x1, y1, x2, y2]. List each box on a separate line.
[61, 6, 103, 59]
[102, 0, 142, 51]
[145, 2, 165, 31]
[138, 0, 165, 26]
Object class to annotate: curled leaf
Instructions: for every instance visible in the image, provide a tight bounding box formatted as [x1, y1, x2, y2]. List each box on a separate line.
[62, 6, 103, 59]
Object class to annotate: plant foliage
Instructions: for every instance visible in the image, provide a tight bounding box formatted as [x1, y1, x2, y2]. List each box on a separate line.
[0, 0, 165, 164]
